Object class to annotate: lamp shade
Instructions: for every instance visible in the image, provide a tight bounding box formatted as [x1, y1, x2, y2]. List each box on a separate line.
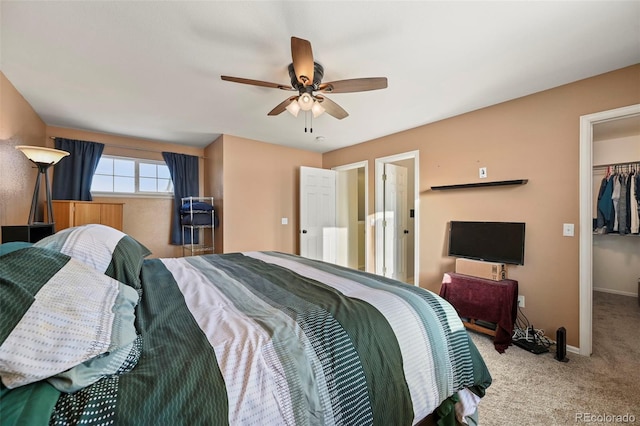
[16, 145, 69, 165]
[311, 101, 325, 118]
[298, 93, 314, 111]
[286, 100, 301, 117]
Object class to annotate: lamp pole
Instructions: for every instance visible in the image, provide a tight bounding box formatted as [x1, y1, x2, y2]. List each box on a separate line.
[28, 162, 55, 226]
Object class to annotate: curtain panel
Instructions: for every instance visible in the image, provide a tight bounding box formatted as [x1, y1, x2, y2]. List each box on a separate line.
[52, 138, 104, 201]
[162, 152, 199, 245]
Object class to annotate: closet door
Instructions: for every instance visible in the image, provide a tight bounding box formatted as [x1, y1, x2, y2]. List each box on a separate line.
[382, 163, 408, 281]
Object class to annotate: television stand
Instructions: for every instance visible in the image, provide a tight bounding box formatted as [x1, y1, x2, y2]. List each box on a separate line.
[462, 318, 497, 337]
[439, 272, 518, 353]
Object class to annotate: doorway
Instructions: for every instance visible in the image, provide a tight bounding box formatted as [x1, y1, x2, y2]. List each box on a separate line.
[578, 103, 640, 356]
[333, 161, 368, 271]
[375, 151, 419, 284]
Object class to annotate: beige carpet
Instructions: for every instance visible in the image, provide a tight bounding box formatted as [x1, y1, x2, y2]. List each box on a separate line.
[470, 291, 640, 425]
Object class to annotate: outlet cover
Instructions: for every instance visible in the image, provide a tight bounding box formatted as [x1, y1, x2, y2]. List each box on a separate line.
[517, 295, 525, 308]
[479, 167, 487, 179]
[281, 217, 288, 225]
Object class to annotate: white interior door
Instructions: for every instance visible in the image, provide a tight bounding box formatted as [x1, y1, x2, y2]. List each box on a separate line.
[300, 166, 336, 263]
[375, 151, 419, 284]
[383, 164, 408, 281]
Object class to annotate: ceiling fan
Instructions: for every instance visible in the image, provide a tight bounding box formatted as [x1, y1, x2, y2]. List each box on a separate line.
[221, 36, 388, 125]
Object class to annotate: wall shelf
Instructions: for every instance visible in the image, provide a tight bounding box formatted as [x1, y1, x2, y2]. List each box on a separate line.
[431, 179, 528, 191]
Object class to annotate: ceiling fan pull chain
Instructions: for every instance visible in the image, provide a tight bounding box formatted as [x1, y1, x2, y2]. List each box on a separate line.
[304, 111, 308, 133]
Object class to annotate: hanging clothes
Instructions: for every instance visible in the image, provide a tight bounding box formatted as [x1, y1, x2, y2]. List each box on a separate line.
[636, 170, 640, 233]
[618, 173, 629, 235]
[596, 174, 615, 233]
[611, 174, 621, 232]
[595, 163, 640, 234]
[630, 171, 639, 234]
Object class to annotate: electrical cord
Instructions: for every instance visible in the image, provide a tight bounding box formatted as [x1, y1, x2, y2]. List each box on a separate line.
[512, 305, 555, 348]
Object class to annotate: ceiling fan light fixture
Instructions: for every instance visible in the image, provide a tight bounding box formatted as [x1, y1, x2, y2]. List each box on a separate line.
[311, 101, 325, 118]
[286, 100, 301, 117]
[298, 93, 314, 111]
[222, 37, 387, 122]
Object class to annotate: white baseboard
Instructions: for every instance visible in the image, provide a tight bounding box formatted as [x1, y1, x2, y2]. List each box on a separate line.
[567, 344, 580, 355]
[593, 287, 638, 298]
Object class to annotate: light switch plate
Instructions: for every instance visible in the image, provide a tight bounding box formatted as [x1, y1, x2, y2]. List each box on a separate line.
[563, 223, 574, 237]
[281, 217, 288, 225]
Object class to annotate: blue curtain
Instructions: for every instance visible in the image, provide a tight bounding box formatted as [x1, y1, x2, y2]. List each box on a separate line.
[162, 152, 199, 245]
[52, 138, 104, 201]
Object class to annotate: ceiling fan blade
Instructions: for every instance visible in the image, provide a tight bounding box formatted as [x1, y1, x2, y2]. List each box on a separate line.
[221, 75, 293, 91]
[291, 37, 314, 87]
[316, 95, 348, 120]
[319, 77, 388, 93]
[268, 96, 297, 116]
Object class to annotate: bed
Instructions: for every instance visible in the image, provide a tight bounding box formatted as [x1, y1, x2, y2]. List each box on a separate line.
[0, 224, 491, 425]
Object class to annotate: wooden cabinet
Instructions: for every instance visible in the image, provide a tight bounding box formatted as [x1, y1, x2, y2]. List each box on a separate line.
[49, 200, 124, 231]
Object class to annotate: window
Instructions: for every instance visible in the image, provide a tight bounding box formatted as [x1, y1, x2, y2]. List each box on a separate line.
[91, 155, 173, 195]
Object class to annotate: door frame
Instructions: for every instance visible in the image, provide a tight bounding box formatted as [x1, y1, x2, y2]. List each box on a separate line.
[332, 161, 369, 272]
[375, 150, 420, 284]
[578, 103, 640, 356]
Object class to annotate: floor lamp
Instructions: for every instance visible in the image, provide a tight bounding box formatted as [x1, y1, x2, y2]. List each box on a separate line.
[16, 145, 69, 227]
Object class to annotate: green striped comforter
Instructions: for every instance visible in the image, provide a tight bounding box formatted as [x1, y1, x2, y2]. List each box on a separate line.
[5, 251, 491, 425]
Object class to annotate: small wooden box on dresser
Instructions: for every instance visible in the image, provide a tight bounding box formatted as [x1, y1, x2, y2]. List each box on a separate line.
[49, 200, 124, 231]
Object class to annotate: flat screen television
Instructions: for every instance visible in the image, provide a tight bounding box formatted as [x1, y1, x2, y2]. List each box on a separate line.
[447, 221, 526, 265]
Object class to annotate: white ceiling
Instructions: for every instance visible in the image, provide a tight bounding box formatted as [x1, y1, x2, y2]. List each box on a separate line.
[2, 1, 639, 153]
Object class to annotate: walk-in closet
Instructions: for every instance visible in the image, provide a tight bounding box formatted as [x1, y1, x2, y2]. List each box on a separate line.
[591, 116, 640, 298]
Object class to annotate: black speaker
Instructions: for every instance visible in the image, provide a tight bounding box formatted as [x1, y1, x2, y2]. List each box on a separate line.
[555, 327, 569, 362]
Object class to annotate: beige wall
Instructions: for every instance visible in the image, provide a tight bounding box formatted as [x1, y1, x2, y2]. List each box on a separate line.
[209, 134, 322, 253]
[204, 135, 224, 253]
[44, 126, 206, 258]
[0, 72, 48, 229]
[323, 64, 640, 347]
[4, 65, 639, 347]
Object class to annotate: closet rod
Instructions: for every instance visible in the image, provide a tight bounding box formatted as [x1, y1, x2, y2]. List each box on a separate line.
[593, 160, 639, 170]
[49, 136, 208, 159]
